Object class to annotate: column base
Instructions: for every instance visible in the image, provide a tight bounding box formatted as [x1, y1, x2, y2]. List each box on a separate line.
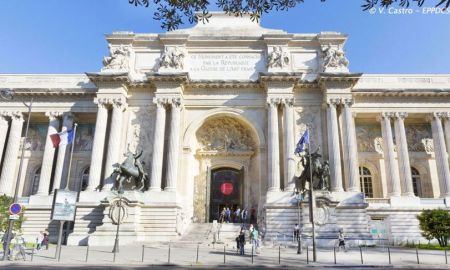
[164, 187, 176, 192]
[149, 187, 162, 192]
[390, 196, 420, 207]
[267, 187, 281, 192]
[347, 187, 360, 192]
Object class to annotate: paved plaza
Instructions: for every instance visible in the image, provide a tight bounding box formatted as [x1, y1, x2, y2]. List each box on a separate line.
[1, 242, 449, 269]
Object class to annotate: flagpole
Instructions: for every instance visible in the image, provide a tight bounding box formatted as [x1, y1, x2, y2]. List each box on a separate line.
[308, 141, 317, 262]
[55, 123, 77, 260]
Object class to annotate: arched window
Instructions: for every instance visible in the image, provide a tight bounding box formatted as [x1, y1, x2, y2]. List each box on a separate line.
[411, 167, 422, 197]
[359, 166, 374, 198]
[30, 167, 41, 195]
[80, 167, 89, 191]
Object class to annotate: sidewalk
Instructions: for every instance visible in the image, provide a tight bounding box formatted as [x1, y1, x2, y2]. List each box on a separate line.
[0, 243, 449, 269]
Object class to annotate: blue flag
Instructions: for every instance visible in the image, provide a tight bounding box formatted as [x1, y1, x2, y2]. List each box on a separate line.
[294, 129, 309, 154]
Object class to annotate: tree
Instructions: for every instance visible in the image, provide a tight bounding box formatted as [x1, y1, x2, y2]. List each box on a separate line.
[128, 0, 450, 31]
[417, 209, 450, 247]
[0, 195, 24, 233]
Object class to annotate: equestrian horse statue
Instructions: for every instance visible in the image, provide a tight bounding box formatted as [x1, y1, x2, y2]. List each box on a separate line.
[110, 147, 149, 192]
[295, 147, 330, 192]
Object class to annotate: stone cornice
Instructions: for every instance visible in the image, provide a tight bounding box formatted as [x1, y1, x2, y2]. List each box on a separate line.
[146, 72, 189, 84]
[85, 72, 129, 84]
[259, 72, 302, 82]
[187, 80, 260, 89]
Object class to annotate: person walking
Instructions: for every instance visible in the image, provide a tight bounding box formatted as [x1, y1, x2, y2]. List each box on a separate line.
[42, 229, 49, 250]
[338, 229, 347, 252]
[12, 233, 26, 261]
[36, 231, 44, 250]
[234, 207, 241, 223]
[294, 223, 300, 241]
[251, 227, 259, 253]
[238, 230, 245, 256]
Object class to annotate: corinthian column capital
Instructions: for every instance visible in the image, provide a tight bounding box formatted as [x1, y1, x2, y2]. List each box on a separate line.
[341, 98, 353, 107]
[111, 98, 127, 111]
[281, 97, 294, 107]
[267, 97, 281, 107]
[394, 112, 408, 120]
[326, 98, 341, 107]
[45, 111, 63, 120]
[8, 111, 24, 121]
[94, 97, 110, 108]
[168, 97, 182, 108]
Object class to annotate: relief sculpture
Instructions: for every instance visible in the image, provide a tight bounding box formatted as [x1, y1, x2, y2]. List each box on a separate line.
[406, 124, 432, 152]
[355, 124, 382, 153]
[196, 117, 254, 152]
[128, 108, 154, 173]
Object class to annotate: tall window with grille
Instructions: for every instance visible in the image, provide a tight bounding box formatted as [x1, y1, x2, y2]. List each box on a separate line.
[411, 167, 422, 197]
[359, 166, 374, 198]
[30, 167, 41, 196]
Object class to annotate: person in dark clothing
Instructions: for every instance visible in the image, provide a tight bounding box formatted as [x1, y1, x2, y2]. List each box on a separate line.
[238, 230, 245, 255]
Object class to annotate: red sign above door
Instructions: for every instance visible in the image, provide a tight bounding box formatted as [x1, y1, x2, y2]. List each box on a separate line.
[220, 182, 234, 196]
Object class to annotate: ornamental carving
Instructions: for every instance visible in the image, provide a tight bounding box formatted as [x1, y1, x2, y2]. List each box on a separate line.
[355, 124, 382, 153]
[314, 205, 330, 226]
[295, 107, 321, 152]
[159, 47, 185, 70]
[321, 44, 349, 73]
[102, 44, 130, 71]
[405, 124, 432, 152]
[109, 199, 128, 225]
[128, 108, 154, 173]
[196, 117, 255, 152]
[267, 46, 290, 69]
[74, 124, 94, 152]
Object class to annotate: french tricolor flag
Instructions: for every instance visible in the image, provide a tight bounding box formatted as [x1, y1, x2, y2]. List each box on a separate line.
[50, 129, 75, 148]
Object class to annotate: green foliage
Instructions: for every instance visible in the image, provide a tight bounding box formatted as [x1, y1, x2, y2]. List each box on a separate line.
[0, 195, 24, 233]
[128, 0, 450, 31]
[417, 209, 450, 247]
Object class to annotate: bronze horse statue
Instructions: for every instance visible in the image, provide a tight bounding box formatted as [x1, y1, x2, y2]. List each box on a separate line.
[295, 147, 330, 192]
[110, 148, 149, 192]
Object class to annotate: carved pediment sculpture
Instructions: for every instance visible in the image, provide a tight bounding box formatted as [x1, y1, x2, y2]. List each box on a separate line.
[102, 44, 130, 71]
[159, 46, 185, 70]
[196, 117, 255, 152]
[267, 46, 290, 69]
[321, 44, 349, 73]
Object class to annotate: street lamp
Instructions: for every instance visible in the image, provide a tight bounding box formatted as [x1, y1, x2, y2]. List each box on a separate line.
[0, 89, 33, 261]
[294, 188, 303, 254]
[112, 187, 124, 256]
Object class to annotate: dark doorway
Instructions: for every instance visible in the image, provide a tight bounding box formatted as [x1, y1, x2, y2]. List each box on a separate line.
[209, 167, 243, 222]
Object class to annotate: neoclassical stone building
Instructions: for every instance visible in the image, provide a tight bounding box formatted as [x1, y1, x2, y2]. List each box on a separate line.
[0, 13, 449, 245]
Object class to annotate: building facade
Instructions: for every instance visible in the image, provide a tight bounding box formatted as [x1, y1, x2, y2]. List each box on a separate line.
[0, 13, 449, 246]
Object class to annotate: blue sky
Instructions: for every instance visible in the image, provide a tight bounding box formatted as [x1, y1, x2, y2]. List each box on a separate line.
[0, 0, 449, 74]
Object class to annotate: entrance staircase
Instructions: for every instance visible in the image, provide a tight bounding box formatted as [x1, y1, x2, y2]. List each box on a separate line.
[177, 223, 242, 245]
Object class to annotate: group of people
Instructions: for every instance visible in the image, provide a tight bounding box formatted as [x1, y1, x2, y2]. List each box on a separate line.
[1, 229, 49, 261]
[236, 224, 261, 256]
[219, 206, 257, 224]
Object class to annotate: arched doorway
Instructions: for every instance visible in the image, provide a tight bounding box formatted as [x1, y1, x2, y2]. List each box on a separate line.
[209, 167, 244, 222]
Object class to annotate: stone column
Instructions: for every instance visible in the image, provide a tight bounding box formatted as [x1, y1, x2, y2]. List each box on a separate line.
[0, 112, 24, 195]
[52, 112, 74, 192]
[443, 113, 450, 162]
[267, 98, 280, 192]
[282, 98, 295, 191]
[36, 112, 61, 195]
[87, 99, 109, 191]
[165, 98, 182, 191]
[430, 113, 450, 197]
[326, 99, 343, 192]
[103, 98, 126, 190]
[341, 98, 360, 192]
[393, 112, 414, 196]
[150, 98, 167, 191]
[0, 114, 9, 166]
[378, 113, 401, 197]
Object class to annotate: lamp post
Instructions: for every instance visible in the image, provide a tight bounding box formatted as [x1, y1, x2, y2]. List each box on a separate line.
[294, 188, 303, 254]
[112, 187, 124, 254]
[0, 89, 33, 261]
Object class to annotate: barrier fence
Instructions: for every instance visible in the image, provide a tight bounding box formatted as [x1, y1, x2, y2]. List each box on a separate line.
[1, 241, 449, 266]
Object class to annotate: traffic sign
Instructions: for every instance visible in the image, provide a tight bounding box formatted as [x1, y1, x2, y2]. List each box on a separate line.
[9, 203, 22, 215]
[9, 214, 19, 220]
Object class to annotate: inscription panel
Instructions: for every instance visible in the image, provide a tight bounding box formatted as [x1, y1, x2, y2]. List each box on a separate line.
[188, 52, 265, 81]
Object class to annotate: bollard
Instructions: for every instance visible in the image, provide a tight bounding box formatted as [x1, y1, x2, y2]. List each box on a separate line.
[387, 246, 391, 264]
[306, 246, 309, 264]
[223, 245, 226, 264]
[168, 243, 171, 264]
[113, 248, 117, 262]
[359, 246, 363, 264]
[196, 244, 199, 264]
[278, 245, 281, 264]
[31, 249, 34, 262]
[251, 245, 254, 264]
[445, 248, 448, 264]
[141, 245, 145, 262]
[416, 247, 420, 264]
[333, 246, 336, 264]
[85, 245, 89, 262]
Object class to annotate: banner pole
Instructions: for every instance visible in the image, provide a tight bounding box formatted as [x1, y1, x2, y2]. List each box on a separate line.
[55, 123, 78, 260]
[308, 141, 317, 262]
